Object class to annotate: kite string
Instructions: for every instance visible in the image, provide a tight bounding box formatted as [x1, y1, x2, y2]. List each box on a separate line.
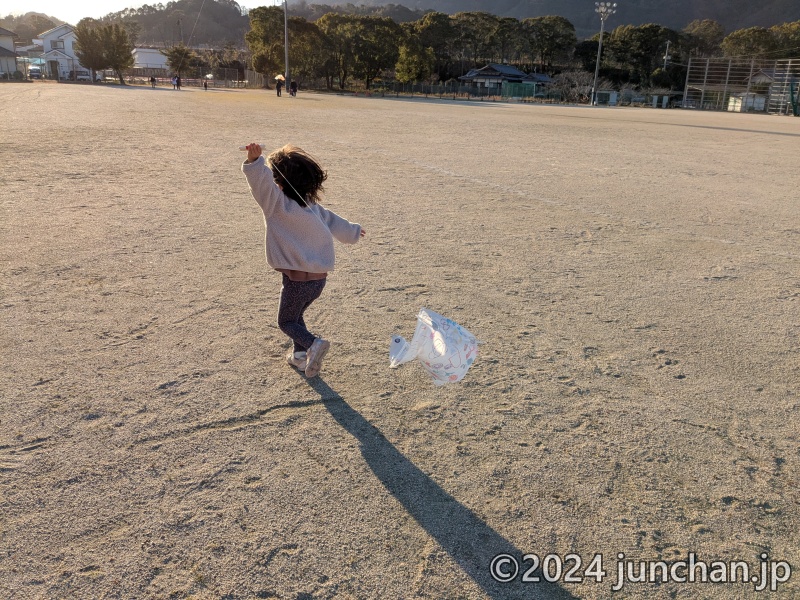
[269, 159, 308, 207]
[177, 0, 207, 72]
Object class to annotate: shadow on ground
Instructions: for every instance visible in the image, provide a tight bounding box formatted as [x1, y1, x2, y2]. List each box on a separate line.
[304, 375, 579, 600]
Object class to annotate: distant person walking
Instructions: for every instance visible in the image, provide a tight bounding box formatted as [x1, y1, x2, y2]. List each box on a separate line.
[276, 79, 283, 97]
[150, 76, 156, 88]
[289, 80, 297, 97]
[171, 75, 177, 90]
[176, 75, 182, 90]
[203, 80, 208, 91]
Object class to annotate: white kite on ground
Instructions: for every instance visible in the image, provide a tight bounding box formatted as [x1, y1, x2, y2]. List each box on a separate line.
[389, 308, 478, 385]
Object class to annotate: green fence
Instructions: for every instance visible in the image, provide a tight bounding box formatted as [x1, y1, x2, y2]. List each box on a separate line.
[501, 83, 540, 98]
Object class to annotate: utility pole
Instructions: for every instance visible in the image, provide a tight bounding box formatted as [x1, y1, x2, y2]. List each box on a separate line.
[663, 40, 671, 70]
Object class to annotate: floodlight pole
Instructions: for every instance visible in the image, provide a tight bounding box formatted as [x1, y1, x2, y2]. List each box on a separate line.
[591, 2, 617, 106]
[283, 0, 290, 86]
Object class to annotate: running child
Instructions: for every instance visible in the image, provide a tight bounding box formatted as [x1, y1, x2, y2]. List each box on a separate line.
[242, 143, 366, 377]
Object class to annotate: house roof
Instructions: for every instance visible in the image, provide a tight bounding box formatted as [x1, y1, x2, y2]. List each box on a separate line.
[459, 63, 553, 84]
[461, 63, 528, 79]
[748, 69, 796, 84]
[749, 69, 777, 82]
[528, 72, 552, 83]
[36, 24, 74, 39]
[0, 26, 17, 37]
[488, 63, 528, 77]
[0, 46, 18, 58]
[42, 49, 72, 60]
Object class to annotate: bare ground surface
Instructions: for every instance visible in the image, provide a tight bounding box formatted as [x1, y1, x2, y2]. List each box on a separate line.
[1, 82, 799, 599]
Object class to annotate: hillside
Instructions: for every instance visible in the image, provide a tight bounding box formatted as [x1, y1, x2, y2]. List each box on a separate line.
[103, 0, 249, 46]
[6, 0, 797, 49]
[0, 13, 63, 45]
[297, 0, 800, 37]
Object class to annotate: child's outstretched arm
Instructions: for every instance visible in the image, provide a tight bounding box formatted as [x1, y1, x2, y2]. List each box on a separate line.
[316, 205, 364, 244]
[242, 143, 282, 213]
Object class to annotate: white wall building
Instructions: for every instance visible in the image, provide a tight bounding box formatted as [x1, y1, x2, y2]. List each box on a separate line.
[0, 26, 18, 77]
[35, 24, 88, 80]
[132, 47, 168, 70]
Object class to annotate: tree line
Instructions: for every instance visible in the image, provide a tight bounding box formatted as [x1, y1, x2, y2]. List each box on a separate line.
[242, 9, 800, 91]
[4, 3, 799, 93]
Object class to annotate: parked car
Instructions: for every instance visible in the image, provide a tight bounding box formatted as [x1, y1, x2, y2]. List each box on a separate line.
[69, 70, 93, 81]
[28, 67, 41, 79]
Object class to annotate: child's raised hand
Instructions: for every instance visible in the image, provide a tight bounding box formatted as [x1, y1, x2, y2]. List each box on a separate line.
[246, 143, 262, 163]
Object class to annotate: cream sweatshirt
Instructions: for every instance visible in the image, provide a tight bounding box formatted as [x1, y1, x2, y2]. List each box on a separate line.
[242, 156, 362, 274]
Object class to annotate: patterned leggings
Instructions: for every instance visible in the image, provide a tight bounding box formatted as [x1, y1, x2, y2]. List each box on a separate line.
[277, 275, 327, 353]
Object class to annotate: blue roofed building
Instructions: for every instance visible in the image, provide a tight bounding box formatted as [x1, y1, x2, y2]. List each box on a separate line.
[458, 63, 552, 92]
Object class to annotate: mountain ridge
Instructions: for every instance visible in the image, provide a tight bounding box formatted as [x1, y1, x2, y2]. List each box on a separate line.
[5, 0, 799, 47]
[295, 0, 800, 38]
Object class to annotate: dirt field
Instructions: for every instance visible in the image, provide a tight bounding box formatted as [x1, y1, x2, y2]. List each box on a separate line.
[1, 82, 799, 599]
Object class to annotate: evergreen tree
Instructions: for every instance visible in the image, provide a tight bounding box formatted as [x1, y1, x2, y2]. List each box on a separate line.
[161, 43, 198, 76]
[683, 19, 725, 57]
[411, 12, 455, 81]
[74, 18, 109, 82]
[104, 23, 135, 84]
[770, 21, 800, 59]
[523, 16, 577, 72]
[721, 26, 778, 59]
[350, 16, 404, 89]
[316, 13, 359, 89]
[244, 6, 285, 78]
[395, 41, 434, 83]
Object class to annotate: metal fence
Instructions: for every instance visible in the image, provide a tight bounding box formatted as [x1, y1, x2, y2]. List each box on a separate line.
[244, 69, 267, 89]
[298, 80, 564, 102]
[121, 66, 247, 88]
[683, 57, 800, 116]
[372, 82, 502, 99]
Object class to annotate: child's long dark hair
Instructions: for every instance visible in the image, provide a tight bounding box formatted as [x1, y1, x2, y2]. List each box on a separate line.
[268, 145, 327, 207]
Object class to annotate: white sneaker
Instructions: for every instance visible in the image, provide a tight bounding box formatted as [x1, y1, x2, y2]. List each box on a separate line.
[286, 351, 307, 371]
[304, 338, 330, 378]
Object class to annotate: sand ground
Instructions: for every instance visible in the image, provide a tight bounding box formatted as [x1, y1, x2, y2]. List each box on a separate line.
[1, 82, 799, 599]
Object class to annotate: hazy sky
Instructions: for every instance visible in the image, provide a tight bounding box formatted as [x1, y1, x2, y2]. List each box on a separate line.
[4, 1, 283, 26]
[4, 2, 149, 25]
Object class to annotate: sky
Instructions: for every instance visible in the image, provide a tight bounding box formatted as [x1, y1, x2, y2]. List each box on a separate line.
[4, 1, 150, 25]
[4, 1, 283, 26]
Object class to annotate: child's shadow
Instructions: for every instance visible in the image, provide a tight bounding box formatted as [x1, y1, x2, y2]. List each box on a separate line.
[303, 375, 578, 600]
